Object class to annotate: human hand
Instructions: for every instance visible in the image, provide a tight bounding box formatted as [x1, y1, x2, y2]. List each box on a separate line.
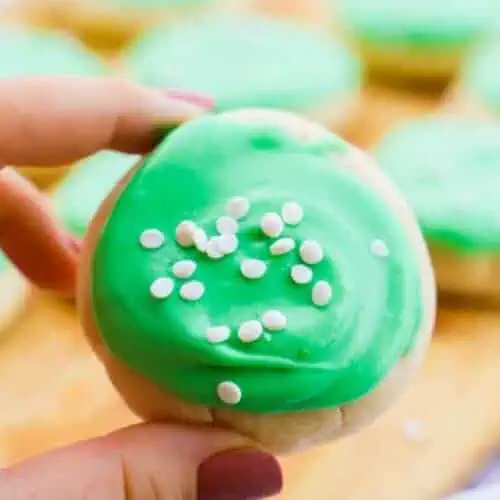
[0, 76, 283, 500]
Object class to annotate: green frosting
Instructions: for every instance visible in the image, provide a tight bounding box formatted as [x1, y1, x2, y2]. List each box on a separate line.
[0, 253, 8, 274]
[91, 115, 424, 414]
[336, 0, 499, 48]
[461, 38, 500, 112]
[376, 116, 500, 253]
[0, 25, 106, 78]
[124, 15, 361, 112]
[52, 151, 138, 238]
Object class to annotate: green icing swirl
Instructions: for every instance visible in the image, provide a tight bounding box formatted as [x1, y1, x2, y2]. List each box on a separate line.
[336, 0, 499, 47]
[0, 25, 106, 78]
[375, 117, 500, 253]
[53, 151, 138, 238]
[0, 253, 8, 273]
[91, 115, 424, 414]
[461, 38, 500, 112]
[124, 15, 361, 112]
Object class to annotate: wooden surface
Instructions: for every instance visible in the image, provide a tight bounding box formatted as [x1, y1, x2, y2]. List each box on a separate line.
[2, 83, 500, 500]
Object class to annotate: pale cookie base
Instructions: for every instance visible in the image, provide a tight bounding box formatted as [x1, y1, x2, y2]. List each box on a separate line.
[431, 247, 500, 300]
[351, 40, 466, 81]
[440, 84, 499, 119]
[0, 267, 30, 334]
[27, 0, 221, 55]
[78, 109, 436, 454]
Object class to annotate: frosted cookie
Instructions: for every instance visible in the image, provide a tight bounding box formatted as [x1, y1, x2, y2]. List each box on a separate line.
[0, 253, 30, 333]
[52, 151, 139, 238]
[334, 0, 499, 80]
[78, 109, 435, 454]
[123, 15, 362, 132]
[0, 24, 107, 188]
[39, 0, 218, 55]
[375, 116, 500, 299]
[447, 38, 500, 117]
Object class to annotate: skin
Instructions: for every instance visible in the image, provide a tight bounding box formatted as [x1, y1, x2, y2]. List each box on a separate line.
[0, 77, 282, 500]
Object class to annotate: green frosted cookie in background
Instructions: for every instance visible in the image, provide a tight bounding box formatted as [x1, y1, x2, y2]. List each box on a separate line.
[124, 15, 362, 130]
[52, 151, 139, 238]
[334, 0, 500, 80]
[375, 116, 500, 297]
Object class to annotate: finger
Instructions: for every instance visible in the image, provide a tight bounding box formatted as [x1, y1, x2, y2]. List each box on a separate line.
[0, 76, 213, 166]
[0, 167, 77, 296]
[2, 423, 283, 500]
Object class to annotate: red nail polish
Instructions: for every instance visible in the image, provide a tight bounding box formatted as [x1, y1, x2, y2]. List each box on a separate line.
[198, 449, 283, 500]
[166, 88, 215, 110]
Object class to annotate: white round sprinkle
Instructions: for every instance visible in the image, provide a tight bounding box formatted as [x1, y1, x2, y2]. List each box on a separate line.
[241, 259, 267, 280]
[218, 234, 238, 255]
[217, 381, 242, 405]
[261, 212, 284, 238]
[140, 229, 165, 249]
[193, 228, 208, 252]
[299, 240, 324, 265]
[226, 196, 250, 220]
[206, 238, 225, 260]
[312, 281, 332, 307]
[216, 216, 238, 235]
[282, 202, 304, 226]
[402, 419, 424, 441]
[238, 320, 264, 343]
[291, 264, 313, 285]
[172, 260, 197, 279]
[150, 277, 174, 299]
[205, 325, 231, 344]
[180, 281, 205, 301]
[176, 221, 197, 248]
[371, 239, 389, 258]
[270, 238, 296, 256]
[262, 310, 287, 331]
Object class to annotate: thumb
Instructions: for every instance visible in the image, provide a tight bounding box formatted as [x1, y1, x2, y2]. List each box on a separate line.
[1, 422, 283, 500]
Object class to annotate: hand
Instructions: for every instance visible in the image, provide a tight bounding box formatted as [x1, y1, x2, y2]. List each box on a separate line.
[0, 77, 283, 500]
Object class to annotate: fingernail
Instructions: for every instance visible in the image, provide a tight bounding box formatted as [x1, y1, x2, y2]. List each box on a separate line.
[166, 88, 215, 110]
[65, 234, 82, 255]
[198, 448, 283, 500]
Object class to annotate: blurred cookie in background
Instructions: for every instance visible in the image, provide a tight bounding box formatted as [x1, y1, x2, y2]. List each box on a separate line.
[122, 14, 362, 134]
[333, 0, 500, 82]
[445, 37, 500, 118]
[375, 116, 500, 300]
[51, 150, 139, 239]
[34, 0, 219, 56]
[0, 253, 30, 335]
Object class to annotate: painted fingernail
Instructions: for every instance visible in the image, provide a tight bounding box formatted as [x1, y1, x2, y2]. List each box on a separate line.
[197, 448, 283, 500]
[166, 88, 215, 110]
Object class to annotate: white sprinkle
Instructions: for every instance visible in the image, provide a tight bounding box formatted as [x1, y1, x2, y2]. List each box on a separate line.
[180, 281, 205, 301]
[206, 237, 225, 260]
[217, 381, 242, 405]
[299, 240, 324, 265]
[218, 234, 238, 255]
[312, 281, 332, 307]
[150, 277, 174, 299]
[238, 320, 264, 343]
[216, 216, 238, 235]
[172, 260, 197, 279]
[205, 325, 231, 344]
[261, 212, 284, 238]
[371, 239, 389, 258]
[402, 419, 424, 441]
[282, 202, 304, 226]
[226, 196, 250, 220]
[193, 228, 208, 252]
[262, 310, 287, 331]
[270, 238, 296, 256]
[291, 264, 313, 285]
[241, 259, 267, 280]
[140, 229, 165, 249]
[176, 221, 197, 248]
